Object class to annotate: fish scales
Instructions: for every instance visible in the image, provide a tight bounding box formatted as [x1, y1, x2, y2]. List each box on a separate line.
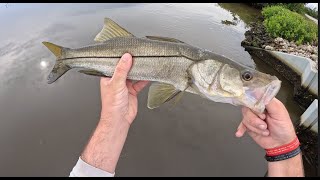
[64, 37, 203, 60]
[65, 56, 193, 90]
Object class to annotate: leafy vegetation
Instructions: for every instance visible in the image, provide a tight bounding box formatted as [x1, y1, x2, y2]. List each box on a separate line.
[304, 7, 318, 19]
[246, 3, 318, 19]
[262, 6, 318, 45]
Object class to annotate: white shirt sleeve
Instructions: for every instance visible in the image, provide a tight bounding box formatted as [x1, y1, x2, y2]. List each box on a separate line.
[69, 157, 115, 177]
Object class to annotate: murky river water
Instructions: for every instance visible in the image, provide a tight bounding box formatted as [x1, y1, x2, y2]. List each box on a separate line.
[0, 3, 305, 176]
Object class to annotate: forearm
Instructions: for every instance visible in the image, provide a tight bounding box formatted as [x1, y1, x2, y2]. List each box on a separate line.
[267, 153, 304, 177]
[81, 117, 130, 173]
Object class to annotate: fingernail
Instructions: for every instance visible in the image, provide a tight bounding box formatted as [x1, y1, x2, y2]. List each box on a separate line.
[235, 132, 241, 137]
[122, 53, 131, 61]
[258, 124, 266, 130]
[262, 131, 269, 136]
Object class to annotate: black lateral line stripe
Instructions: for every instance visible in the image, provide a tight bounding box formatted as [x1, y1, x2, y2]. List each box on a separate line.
[61, 55, 183, 60]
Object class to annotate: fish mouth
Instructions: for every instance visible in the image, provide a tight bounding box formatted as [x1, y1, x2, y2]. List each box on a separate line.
[253, 79, 281, 113]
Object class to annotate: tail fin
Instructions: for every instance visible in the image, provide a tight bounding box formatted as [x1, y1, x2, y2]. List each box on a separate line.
[42, 42, 63, 59]
[42, 41, 70, 84]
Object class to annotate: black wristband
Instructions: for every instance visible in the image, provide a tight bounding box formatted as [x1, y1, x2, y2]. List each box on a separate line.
[265, 146, 301, 162]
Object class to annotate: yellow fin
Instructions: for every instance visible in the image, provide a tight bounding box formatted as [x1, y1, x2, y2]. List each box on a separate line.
[42, 42, 63, 59]
[147, 83, 183, 109]
[94, 18, 134, 42]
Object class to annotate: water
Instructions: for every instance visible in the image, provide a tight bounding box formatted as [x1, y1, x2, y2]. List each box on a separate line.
[0, 3, 304, 176]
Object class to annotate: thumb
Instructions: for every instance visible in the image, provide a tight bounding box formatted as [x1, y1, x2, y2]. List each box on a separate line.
[111, 53, 133, 87]
[265, 98, 288, 117]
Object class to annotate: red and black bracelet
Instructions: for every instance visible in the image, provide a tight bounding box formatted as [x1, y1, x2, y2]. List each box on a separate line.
[264, 137, 301, 162]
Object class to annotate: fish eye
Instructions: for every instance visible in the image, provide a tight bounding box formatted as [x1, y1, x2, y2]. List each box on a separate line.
[242, 71, 253, 81]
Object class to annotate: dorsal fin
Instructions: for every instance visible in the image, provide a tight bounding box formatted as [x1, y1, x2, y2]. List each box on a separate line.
[145, 36, 185, 43]
[94, 18, 134, 42]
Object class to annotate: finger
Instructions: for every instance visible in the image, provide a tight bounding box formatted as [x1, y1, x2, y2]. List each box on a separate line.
[126, 80, 133, 87]
[247, 130, 259, 138]
[242, 107, 268, 130]
[111, 53, 133, 88]
[100, 77, 112, 104]
[242, 118, 269, 136]
[100, 77, 111, 92]
[101, 77, 111, 84]
[133, 80, 150, 93]
[235, 122, 247, 137]
[265, 98, 286, 115]
[257, 112, 266, 120]
[242, 106, 266, 120]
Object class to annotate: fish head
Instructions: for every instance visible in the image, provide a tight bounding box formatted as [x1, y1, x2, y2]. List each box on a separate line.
[190, 60, 281, 113]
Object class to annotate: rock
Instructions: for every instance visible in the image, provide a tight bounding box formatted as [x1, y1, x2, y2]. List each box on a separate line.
[241, 40, 251, 46]
[288, 47, 295, 52]
[279, 42, 286, 46]
[274, 37, 283, 43]
[281, 49, 288, 52]
[265, 45, 274, 50]
[307, 45, 313, 52]
[298, 49, 304, 53]
[282, 44, 288, 49]
[311, 54, 318, 61]
[284, 39, 289, 44]
[252, 41, 258, 47]
[312, 48, 318, 54]
[262, 45, 266, 48]
[301, 45, 307, 51]
[290, 43, 297, 48]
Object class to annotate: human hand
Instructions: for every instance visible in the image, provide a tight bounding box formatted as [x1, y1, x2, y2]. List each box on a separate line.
[81, 53, 149, 173]
[235, 98, 297, 149]
[100, 53, 149, 126]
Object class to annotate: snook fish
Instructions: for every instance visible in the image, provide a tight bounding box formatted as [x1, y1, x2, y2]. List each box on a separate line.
[43, 18, 281, 113]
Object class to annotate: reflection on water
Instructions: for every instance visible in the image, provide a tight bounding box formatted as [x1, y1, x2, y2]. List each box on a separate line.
[40, 60, 48, 69]
[0, 3, 305, 176]
[218, 3, 263, 27]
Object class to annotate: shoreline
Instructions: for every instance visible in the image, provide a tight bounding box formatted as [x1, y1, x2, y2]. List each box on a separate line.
[241, 22, 318, 69]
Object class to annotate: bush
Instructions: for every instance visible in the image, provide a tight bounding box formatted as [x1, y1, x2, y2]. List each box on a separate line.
[304, 7, 318, 19]
[247, 3, 306, 13]
[280, 3, 306, 14]
[247, 3, 318, 18]
[262, 6, 318, 45]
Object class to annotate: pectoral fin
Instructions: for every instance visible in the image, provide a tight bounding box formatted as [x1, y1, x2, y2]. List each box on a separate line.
[145, 36, 185, 43]
[147, 83, 184, 109]
[78, 69, 107, 77]
[94, 18, 134, 42]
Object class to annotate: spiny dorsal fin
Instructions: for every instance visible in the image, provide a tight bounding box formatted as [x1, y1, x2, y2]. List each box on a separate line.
[147, 83, 183, 109]
[145, 36, 185, 43]
[94, 18, 134, 42]
[42, 42, 63, 59]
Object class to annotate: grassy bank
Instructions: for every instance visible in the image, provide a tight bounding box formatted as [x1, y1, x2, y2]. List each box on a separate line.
[262, 6, 318, 45]
[246, 3, 318, 19]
